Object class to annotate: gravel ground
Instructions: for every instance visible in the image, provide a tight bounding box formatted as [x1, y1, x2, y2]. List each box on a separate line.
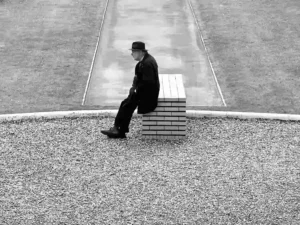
[0, 116, 299, 224]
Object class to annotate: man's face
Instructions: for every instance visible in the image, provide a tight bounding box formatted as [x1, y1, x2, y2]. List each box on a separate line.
[131, 50, 143, 61]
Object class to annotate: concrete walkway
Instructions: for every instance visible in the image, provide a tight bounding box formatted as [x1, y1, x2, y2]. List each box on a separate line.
[84, 0, 224, 107]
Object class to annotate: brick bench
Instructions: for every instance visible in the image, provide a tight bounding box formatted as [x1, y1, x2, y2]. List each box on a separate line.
[142, 74, 186, 140]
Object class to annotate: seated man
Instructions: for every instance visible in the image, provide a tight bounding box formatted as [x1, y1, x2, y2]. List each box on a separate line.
[101, 41, 160, 138]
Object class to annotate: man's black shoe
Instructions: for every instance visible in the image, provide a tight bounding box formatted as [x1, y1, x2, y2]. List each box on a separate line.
[101, 126, 126, 139]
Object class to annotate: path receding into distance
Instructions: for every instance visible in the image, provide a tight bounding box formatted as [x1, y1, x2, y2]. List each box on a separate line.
[84, 0, 225, 107]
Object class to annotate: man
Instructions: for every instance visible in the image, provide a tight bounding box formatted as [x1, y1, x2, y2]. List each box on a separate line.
[101, 41, 160, 138]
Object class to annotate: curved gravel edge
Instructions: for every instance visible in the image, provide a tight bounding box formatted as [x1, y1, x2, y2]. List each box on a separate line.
[1, 110, 300, 123]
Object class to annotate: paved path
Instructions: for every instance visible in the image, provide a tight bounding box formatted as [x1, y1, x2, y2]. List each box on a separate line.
[84, 0, 224, 107]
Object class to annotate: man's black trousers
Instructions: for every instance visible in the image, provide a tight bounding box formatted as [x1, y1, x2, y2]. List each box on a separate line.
[114, 93, 139, 133]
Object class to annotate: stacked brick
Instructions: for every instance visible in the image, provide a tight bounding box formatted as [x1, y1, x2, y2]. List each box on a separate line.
[142, 74, 186, 140]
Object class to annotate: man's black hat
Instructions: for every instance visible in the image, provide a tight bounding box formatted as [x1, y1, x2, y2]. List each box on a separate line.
[129, 41, 148, 51]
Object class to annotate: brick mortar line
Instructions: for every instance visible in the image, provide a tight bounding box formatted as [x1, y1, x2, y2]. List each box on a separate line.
[1, 110, 300, 122]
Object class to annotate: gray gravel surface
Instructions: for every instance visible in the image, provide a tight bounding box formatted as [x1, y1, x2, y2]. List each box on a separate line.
[0, 116, 300, 224]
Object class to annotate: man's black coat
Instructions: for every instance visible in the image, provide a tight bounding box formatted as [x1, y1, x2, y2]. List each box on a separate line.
[131, 52, 160, 114]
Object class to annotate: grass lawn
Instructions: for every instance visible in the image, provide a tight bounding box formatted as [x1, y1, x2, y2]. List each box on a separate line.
[0, 0, 107, 114]
[191, 0, 300, 114]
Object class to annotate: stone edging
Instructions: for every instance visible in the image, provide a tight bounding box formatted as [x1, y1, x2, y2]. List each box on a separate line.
[81, 0, 110, 105]
[187, 0, 226, 107]
[1, 110, 300, 122]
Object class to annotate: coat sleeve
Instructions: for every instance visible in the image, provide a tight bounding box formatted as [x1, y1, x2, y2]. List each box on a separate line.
[132, 75, 138, 89]
[136, 63, 156, 94]
[141, 63, 156, 82]
[131, 63, 139, 89]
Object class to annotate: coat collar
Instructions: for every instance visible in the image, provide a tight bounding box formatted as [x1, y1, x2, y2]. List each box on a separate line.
[140, 52, 149, 63]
